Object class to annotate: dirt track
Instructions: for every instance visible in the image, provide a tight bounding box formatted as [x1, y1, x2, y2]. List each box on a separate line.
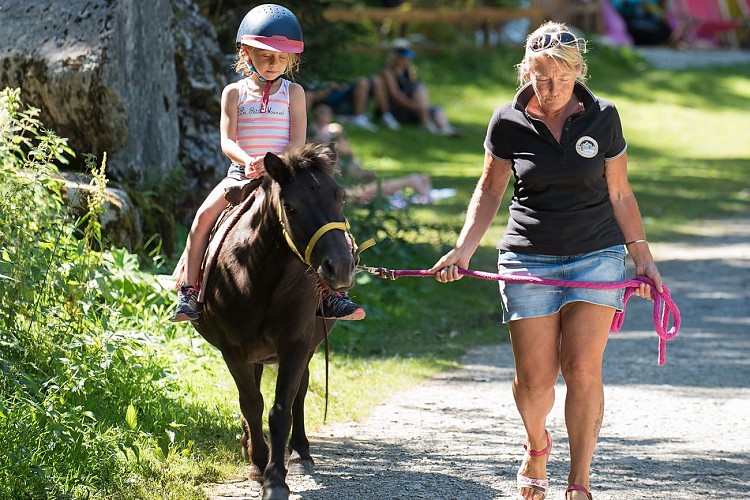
[205, 215, 750, 499]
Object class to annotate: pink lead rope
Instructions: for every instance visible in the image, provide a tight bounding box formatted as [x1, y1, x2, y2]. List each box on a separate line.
[359, 266, 681, 366]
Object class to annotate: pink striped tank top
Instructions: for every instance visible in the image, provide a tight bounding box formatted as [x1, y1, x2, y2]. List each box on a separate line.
[235, 78, 291, 163]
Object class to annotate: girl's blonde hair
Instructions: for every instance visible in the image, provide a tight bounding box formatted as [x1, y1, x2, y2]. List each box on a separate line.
[233, 46, 301, 79]
[516, 21, 588, 87]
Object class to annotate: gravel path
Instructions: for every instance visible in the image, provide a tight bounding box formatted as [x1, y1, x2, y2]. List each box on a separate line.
[205, 216, 750, 499]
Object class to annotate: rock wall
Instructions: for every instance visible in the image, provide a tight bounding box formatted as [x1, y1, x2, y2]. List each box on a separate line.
[0, 0, 228, 229]
[171, 0, 227, 218]
[0, 0, 177, 183]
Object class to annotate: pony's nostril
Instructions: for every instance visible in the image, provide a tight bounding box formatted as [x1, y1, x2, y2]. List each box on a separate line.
[322, 259, 336, 279]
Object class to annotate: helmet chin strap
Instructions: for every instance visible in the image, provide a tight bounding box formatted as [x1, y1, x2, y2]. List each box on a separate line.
[246, 61, 281, 113]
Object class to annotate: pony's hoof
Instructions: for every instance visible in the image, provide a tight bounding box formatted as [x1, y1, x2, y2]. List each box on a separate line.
[248, 464, 264, 482]
[287, 458, 314, 476]
[261, 484, 290, 500]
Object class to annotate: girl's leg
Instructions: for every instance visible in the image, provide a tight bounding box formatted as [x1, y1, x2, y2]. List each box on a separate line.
[183, 179, 235, 287]
[509, 314, 561, 500]
[558, 302, 614, 498]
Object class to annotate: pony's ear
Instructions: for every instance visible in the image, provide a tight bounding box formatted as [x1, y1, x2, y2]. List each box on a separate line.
[327, 142, 338, 164]
[264, 151, 293, 185]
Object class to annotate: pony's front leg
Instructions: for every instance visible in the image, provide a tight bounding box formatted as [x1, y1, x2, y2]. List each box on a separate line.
[287, 360, 313, 475]
[262, 342, 309, 500]
[223, 354, 269, 480]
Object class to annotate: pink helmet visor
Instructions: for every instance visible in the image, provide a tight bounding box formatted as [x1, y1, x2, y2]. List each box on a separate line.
[241, 35, 304, 53]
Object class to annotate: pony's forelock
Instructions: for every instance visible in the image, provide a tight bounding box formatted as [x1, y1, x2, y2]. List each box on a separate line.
[282, 143, 336, 177]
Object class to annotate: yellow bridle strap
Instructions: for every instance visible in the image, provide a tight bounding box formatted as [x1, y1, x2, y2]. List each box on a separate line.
[353, 237, 376, 261]
[303, 220, 350, 265]
[278, 198, 354, 266]
[278, 200, 305, 263]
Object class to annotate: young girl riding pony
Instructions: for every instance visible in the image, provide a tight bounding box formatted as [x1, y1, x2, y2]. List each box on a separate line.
[173, 4, 364, 323]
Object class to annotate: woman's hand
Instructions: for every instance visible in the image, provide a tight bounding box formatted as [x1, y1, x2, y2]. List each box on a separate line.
[634, 261, 663, 301]
[244, 158, 265, 179]
[429, 248, 469, 283]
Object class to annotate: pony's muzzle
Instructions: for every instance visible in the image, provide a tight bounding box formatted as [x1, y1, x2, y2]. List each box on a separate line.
[318, 255, 356, 291]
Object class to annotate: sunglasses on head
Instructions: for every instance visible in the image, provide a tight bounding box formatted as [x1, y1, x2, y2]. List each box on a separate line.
[529, 31, 578, 51]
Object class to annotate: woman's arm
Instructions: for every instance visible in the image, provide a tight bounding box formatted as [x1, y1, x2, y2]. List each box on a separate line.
[605, 152, 663, 297]
[380, 67, 420, 113]
[431, 151, 512, 281]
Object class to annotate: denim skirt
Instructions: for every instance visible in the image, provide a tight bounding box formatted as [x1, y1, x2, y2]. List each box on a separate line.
[226, 162, 246, 181]
[497, 245, 627, 323]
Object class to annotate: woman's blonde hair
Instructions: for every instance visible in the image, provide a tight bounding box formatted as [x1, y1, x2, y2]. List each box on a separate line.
[233, 46, 301, 79]
[516, 21, 588, 87]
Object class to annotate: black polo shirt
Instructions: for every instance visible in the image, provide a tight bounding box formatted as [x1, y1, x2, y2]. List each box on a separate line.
[484, 82, 627, 256]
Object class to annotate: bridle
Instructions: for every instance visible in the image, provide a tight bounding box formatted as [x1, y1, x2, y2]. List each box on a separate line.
[276, 197, 374, 267]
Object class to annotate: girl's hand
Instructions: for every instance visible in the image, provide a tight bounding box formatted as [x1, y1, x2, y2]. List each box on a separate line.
[244, 158, 265, 179]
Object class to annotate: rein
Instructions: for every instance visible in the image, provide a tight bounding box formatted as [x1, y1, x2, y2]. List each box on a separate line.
[358, 265, 681, 366]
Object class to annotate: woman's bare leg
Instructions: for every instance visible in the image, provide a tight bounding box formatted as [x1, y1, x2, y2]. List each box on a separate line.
[351, 174, 432, 203]
[351, 77, 372, 117]
[509, 315, 561, 500]
[559, 302, 614, 498]
[410, 86, 434, 128]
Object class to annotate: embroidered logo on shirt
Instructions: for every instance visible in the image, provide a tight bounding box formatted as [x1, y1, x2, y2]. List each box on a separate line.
[575, 136, 598, 158]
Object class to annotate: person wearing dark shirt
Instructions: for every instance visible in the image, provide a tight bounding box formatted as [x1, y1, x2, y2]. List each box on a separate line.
[380, 46, 460, 136]
[430, 21, 662, 500]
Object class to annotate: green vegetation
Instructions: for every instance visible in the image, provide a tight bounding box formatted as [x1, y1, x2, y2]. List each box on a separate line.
[1, 43, 749, 498]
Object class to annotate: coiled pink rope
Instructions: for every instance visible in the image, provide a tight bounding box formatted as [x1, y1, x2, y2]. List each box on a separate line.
[360, 266, 681, 366]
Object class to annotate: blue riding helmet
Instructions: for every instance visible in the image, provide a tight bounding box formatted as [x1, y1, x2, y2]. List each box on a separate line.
[236, 4, 304, 54]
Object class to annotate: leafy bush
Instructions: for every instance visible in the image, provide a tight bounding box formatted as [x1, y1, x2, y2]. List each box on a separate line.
[0, 88, 216, 498]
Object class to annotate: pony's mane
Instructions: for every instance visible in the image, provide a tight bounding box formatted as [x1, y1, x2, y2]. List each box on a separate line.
[282, 143, 336, 177]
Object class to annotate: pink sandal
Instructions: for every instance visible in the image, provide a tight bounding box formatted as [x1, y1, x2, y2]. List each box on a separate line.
[566, 483, 592, 499]
[516, 429, 552, 499]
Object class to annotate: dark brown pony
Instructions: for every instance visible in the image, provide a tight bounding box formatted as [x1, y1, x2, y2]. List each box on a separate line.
[193, 143, 355, 500]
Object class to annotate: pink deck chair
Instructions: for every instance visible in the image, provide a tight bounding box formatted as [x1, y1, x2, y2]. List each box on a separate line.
[668, 0, 746, 47]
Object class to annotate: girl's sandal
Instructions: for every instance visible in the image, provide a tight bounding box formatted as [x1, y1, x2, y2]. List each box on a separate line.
[566, 483, 592, 500]
[516, 429, 552, 499]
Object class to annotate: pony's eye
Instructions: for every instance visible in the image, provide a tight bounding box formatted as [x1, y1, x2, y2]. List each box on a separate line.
[283, 202, 295, 215]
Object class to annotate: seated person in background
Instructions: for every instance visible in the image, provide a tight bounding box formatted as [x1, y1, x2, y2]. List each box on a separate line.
[612, 0, 672, 45]
[308, 103, 435, 205]
[306, 76, 401, 132]
[309, 104, 376, 182]
[379, 46, 461, 137]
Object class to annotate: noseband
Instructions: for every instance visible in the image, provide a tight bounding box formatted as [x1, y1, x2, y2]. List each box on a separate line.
[276, 197, 354, 267]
